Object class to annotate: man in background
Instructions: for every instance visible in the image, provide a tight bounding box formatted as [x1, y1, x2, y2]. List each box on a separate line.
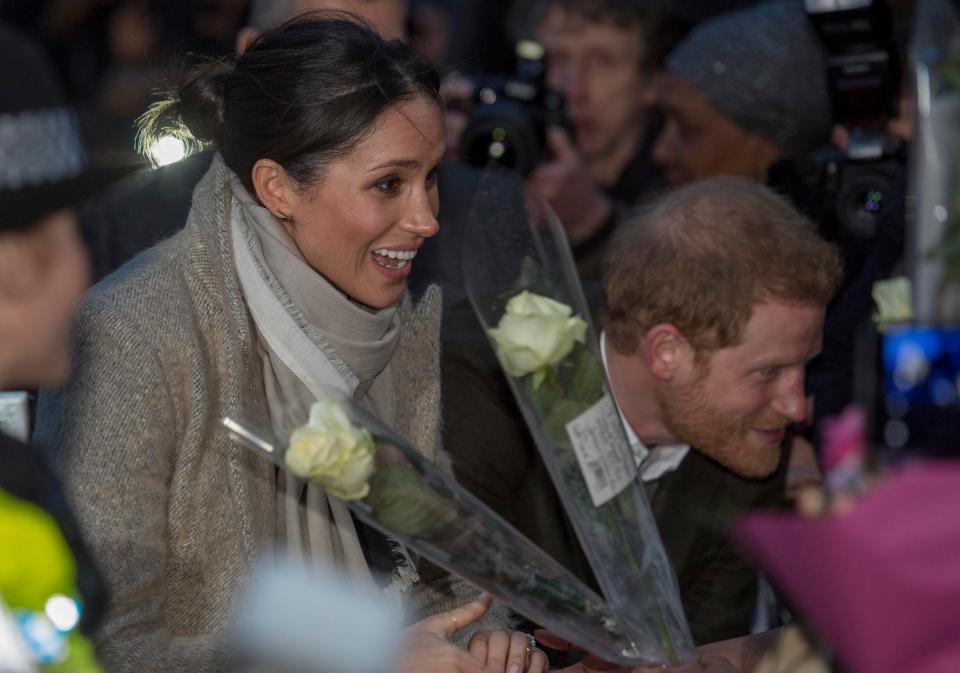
[446, 0, 688, 281]
[650, 0, 832, 188]
[526, 0, 678, 277]
[0, 23, 128, 665]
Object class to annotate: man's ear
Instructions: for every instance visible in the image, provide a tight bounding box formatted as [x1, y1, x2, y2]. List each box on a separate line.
[235, 27, 260, 55]
[640, 323, 690, 381]
[250, 159, 299, 230]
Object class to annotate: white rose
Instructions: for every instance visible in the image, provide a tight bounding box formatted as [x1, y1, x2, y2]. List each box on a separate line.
[487, 291, 588, 380]
[872, 276, 912, 331]
[285, 400, 376, 501]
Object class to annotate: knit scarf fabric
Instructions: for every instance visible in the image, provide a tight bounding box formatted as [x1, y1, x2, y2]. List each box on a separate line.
[227, 173, 417, 597]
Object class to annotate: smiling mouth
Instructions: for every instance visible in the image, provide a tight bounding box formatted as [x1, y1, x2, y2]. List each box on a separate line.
[372, 247, 417, 270]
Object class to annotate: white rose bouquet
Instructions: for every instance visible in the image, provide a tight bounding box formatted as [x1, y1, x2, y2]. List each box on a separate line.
[463, 171, 694, 666]
[284, 400, 376, 501]
[488, 291, 588, 387]
[220, 393, 641, 665]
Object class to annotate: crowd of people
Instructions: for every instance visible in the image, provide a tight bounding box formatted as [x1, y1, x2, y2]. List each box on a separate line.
[0, 1, 945, 673]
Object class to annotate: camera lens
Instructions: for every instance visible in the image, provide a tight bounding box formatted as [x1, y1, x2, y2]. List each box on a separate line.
[837, 173, 893, 239]
[460, 100, 543, 176]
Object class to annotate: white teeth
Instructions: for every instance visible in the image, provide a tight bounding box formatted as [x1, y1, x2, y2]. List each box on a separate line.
[373, 248, 417, 261]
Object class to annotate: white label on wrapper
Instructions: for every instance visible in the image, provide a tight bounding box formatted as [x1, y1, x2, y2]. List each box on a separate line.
[565, 394, 637, 507]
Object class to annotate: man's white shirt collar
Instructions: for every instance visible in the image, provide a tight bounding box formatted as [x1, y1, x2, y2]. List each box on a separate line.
[600, 332, 690, 482]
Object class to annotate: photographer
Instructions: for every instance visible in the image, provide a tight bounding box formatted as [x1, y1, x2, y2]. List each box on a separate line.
[651, 0, 833, 189]
[447, 0, 686, 281]
[653, 0, 908, 273]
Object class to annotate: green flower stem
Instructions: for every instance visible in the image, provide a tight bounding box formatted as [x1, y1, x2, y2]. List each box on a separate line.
[610, 489, 679, 664]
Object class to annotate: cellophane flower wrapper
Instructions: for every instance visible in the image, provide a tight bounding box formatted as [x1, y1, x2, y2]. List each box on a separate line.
[220, 389, 640, 665]
[462, 169, 694, 665]
[911, 0, 960, 322]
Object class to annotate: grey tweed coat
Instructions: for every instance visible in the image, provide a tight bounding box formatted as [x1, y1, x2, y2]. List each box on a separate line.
[34, 157, 494, 672]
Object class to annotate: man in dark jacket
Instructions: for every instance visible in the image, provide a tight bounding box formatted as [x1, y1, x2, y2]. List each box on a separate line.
[445, 178, 844, 644]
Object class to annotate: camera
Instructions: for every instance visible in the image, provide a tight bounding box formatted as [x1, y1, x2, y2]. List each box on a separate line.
[770, 134, 904, 240]
[769, 0, 906, 272]
[458, 40, 569, 176]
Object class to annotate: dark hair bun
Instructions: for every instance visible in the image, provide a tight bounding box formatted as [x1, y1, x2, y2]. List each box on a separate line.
[135, 57, 234, 162]
[178, 58, 234, 143]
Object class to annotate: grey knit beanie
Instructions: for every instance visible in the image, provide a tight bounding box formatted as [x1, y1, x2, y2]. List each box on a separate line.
[666, 0, 832, 152]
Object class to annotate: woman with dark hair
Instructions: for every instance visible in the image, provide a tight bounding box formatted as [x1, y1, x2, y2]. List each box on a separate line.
[34, 14, 544, 673]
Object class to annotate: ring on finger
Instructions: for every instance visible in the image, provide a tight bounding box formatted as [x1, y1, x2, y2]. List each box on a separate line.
[526, 646, 548, 671]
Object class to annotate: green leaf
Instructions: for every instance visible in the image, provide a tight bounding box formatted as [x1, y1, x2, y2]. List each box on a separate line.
[366, 463, 458, 538]
[568, 343, 605, 403]
[543, 398, 588, 443]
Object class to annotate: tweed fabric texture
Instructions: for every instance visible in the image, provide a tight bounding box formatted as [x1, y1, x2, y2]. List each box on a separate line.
[667, 0, 832, 152]
[34, 156, 502, 672]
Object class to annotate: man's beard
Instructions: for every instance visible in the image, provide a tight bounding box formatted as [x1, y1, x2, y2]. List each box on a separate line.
[658, 372, 786, 479]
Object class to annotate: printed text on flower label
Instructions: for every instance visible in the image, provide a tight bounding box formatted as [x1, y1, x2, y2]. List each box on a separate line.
[565, 395, 637, 507]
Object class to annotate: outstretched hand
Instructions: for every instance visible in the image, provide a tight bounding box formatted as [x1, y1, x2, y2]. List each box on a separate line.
[398, 595, 549, 673]
[399, 595, 500, 673]
[526, 127, 613, 246]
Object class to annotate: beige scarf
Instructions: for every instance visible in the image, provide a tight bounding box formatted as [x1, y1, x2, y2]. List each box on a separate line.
[228, 174, 407, 591]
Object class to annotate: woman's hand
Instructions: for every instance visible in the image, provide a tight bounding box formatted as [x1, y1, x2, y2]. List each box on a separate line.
[394, 594, 547, 673]
[469, 628, 549, 673]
